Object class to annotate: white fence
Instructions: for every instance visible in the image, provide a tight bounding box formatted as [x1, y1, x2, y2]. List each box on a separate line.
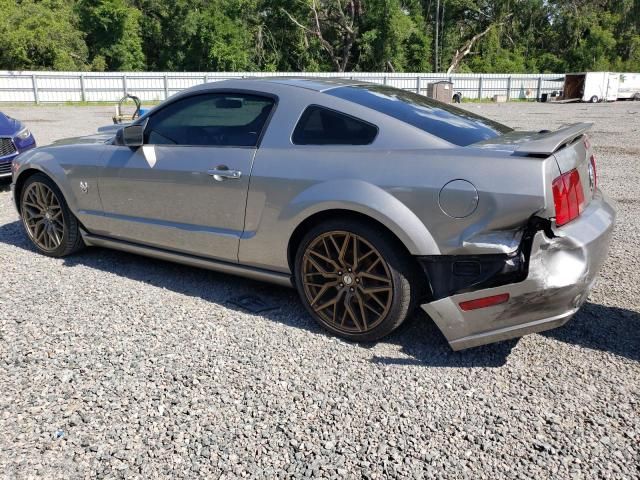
[0, 71, 565, 103]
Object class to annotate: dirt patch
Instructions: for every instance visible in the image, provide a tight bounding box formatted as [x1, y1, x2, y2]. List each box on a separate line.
[24, 119, 56, 123]
[597, 145, 640, 157]
[615, 198, 640, 205]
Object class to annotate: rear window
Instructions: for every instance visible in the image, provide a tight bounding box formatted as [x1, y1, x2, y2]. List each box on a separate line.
[326, 85, 511, 146]
[292, 105, 378, 145]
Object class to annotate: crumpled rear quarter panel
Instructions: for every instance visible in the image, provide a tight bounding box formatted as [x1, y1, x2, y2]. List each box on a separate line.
[422, 191, 615, 350]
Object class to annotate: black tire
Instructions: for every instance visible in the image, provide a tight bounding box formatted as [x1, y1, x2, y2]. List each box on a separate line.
[294, 218, 418, 342]
[19, 173, 85, 257]
[590, 95, 599, 103]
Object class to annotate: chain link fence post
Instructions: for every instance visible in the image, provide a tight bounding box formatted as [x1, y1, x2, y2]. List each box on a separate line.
[32, 74, 39, 104]
[536, 76, 542, 101]
[80, 74, 86, 102]
[164, 74, 169, 99]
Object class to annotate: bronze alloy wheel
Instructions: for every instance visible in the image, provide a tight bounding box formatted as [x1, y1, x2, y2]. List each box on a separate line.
[301, 231, 394, 334]
[21, 181, 65, 252]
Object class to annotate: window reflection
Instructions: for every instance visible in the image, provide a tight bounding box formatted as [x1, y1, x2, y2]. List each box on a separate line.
[328, 85, 511, 147]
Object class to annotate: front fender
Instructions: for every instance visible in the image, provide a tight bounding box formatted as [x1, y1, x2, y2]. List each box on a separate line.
[13, 149, 79, 213]
[283, 179, 440, 256]
[13, 145, 106, 224]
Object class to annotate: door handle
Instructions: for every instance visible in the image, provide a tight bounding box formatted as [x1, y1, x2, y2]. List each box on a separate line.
[207, 165, 242, 181]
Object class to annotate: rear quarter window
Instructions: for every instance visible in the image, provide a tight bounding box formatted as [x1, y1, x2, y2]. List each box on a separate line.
[327, 85, 511, 146]
[292, 105, 378, 145]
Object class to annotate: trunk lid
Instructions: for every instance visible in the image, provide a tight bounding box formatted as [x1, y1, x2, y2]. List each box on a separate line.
[474, 123, 596, 220]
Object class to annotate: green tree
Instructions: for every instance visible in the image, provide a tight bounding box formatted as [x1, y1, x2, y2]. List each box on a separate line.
[2, 0, 640, 74]
[259, 0, 327, 71]
[359, 0, 432, 72]
[278, 0, 366, 71]
[0, 0, 88, 70]
[182, 0, 256, 71]
[548, 2, 616, 72]
[77, 0, 145, 71]
[133, 0, 190, 70]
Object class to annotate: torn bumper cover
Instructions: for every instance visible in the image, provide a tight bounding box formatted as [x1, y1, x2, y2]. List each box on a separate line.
[421, 190, 616, 351]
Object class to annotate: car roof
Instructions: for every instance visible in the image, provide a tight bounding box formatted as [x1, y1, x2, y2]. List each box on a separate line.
[256, 77, 373, 92]
[182, 77, 373, 96]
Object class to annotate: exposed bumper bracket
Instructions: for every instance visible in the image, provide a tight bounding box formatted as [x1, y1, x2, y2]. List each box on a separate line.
[418, 216, 552, 301]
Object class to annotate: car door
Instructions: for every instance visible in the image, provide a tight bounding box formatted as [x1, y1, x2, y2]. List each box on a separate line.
[97, 91, 275, 262]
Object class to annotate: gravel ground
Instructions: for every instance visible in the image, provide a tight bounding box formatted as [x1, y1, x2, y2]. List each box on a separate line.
[0, 102, 638, 479]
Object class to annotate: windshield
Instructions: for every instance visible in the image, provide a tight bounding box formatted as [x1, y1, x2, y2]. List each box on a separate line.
[327, 85, 512, 146]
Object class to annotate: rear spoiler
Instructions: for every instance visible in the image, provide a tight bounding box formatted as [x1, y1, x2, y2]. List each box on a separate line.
[516, 123, 592, 155]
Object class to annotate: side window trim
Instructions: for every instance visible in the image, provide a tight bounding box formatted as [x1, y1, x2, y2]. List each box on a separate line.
[140, 90, 278, 149]
[290, 104, 379, 146]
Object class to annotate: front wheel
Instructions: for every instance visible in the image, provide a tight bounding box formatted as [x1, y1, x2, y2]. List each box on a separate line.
[19, 173, 84, 257]
[590, 95, 599, 103]
[294, 220, 417, 342]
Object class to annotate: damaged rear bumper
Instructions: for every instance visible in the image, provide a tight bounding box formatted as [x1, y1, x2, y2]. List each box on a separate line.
[421, 190, 616, 351]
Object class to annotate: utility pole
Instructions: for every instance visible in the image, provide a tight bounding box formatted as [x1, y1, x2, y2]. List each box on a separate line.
[440, 0, 446, 71]
[435, 0, 440, 72]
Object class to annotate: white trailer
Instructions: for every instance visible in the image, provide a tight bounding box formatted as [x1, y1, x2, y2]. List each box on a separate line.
[617, 73, 640, 100]
[563, 72, 640, 102]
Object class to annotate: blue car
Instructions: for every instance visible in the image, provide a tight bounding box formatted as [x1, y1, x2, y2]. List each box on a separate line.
[0, 112, 36, 179]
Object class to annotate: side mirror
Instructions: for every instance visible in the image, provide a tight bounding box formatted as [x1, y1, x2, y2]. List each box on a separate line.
[116, 122, 145, 148]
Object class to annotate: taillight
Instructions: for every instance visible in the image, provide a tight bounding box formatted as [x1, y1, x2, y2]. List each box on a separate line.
[589, 154, 597, 190]
[552, 169, 585, 226]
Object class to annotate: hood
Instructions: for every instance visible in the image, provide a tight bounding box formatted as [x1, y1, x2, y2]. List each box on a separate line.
[0, 111, 23, 136]
[97, 123, 128, 134]
[52, 132, 114, 146]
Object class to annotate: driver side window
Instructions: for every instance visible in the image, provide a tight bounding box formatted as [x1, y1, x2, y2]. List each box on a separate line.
[144, 93, 275, 147]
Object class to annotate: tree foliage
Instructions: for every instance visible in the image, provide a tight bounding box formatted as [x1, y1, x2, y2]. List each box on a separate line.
[77, 0, 145, 70]
[1, 0, 639, 73]
[0, 0, 88, 70]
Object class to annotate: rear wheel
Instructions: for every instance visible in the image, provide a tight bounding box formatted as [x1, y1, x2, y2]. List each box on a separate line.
[590, 95, 599, 103]
[294, 219, 417, 342]
[20, 173, 84, 257]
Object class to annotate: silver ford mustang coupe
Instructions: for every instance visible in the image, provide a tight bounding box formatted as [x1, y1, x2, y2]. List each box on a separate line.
[11, 78, 615, 350]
